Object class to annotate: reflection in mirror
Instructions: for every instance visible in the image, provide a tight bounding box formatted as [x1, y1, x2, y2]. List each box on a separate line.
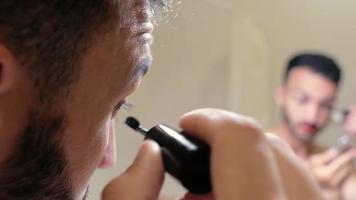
[91, 1, 356, 199]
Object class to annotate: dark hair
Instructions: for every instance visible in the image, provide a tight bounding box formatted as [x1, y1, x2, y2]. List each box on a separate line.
[0, 1, 117, 104]
[284, 53, 342, 85]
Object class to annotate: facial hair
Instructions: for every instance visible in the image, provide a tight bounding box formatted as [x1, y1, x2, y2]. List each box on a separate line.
[0, 108, 74, 199]
[281, 108, 318, 144]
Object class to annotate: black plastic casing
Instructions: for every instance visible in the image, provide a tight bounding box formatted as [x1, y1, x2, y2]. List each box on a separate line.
[145, 124, 211, 194]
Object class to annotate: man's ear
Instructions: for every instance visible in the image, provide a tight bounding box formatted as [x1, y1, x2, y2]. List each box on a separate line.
[275, 85, 286, 106]
[0, 45, 16, 94]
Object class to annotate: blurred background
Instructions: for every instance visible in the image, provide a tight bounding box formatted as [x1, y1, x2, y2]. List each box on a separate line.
[90, 0, 356, 199]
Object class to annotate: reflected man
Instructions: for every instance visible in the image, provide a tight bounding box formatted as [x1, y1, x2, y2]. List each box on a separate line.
[270, 53, 356, 200]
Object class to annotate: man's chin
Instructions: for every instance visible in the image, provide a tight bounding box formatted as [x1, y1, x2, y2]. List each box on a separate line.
[296, 132, 316, 143]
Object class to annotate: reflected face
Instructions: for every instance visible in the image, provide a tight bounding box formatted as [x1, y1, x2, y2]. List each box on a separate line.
[0, 0, 154, 199]
[280, 67, 337, 143]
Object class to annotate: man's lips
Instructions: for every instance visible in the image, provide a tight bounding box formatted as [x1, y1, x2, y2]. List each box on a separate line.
[298, 124, 317, 135]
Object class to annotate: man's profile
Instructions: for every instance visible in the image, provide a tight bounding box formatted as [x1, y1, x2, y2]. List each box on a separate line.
[0, 1, 326, 200]
[0, 1, 153, 199]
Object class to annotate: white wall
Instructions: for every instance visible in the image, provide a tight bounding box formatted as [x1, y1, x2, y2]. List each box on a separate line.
[89, 1, 356, 199]
[234, 0, 356, 144]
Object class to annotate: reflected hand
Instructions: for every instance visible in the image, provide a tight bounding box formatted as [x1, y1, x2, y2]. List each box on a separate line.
[345, 105, 356, 137]
[307, 148, 356, 190]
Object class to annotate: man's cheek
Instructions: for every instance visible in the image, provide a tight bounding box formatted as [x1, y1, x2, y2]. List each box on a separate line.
[98, 120, 117, 168]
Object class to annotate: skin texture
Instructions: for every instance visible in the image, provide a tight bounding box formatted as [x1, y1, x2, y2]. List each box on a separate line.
[272, 66, 356, 200]
[0, 0, 152, 199]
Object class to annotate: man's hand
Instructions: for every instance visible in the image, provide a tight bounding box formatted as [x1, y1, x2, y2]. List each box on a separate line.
[102, 140, 164, 200]
[102, 108, 322, 200]
[345, 105, 356, 136]
[179, 109, 322, 200]
[307, 148, 356, 199]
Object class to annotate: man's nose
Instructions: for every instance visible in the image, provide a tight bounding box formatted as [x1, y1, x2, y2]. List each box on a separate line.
[305, 104, 319, 123]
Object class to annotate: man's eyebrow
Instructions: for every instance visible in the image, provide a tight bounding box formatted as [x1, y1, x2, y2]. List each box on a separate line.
[129, 58, 151, 83]
[322, 97, 336, 104]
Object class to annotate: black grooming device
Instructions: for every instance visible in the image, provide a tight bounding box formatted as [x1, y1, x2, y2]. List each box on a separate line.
[125, 116, 211, 194]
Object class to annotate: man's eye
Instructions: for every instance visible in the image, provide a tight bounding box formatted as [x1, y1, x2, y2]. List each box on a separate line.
[297, 97, 308, 104]
[117, 100, 133, 111]
[293, 95, 308, 104]
[112, 100, 133, 118]
[320, 104, 333, 112]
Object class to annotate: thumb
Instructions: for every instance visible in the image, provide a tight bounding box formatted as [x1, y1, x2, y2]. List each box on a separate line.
[102, 140, 165, 200]
[309, 148, 338, 165]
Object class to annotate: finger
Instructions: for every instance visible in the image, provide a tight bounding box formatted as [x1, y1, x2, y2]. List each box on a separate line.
[330, 163, 353, 188]
[179, 108, 286, 199]
[327, 149, 356, 178]
[345, 106, 356, 136]
[179, 108, 262, 145]
[309, 148, 339, 165]
[345, 121, 356, 136]
[102, 140, 164, 200]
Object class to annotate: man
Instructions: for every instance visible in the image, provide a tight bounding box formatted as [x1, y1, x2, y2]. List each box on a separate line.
[0, 1, 322, 199]
[270, 53, 356, 199]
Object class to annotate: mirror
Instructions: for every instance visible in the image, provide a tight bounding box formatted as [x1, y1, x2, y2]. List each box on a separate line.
[91, 1, 356, 199]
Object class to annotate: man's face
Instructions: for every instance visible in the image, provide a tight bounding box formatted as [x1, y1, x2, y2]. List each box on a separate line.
[62, 0, 154, 199]
[0, 0, 153, 199]
[279, 67, 338, 143]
